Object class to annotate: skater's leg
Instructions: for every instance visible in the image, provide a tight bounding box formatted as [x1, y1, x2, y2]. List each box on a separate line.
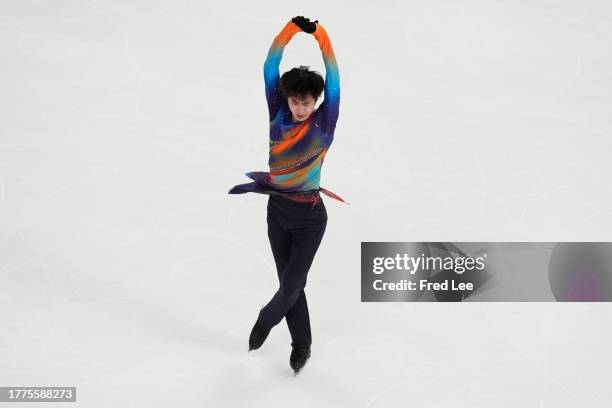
[249, 198, 293, 351]
[285, 288, 312, 348]
[255, 197, 292, 334]
[258, 220, 327, 333]
[266, 206, 311, 345]
[267, 202, 314, 347]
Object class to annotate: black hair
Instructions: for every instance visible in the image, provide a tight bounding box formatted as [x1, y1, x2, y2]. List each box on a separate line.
[279, 65, 324, 101]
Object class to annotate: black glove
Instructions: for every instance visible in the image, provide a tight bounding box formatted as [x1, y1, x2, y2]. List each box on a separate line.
[291, 16, 318, 34]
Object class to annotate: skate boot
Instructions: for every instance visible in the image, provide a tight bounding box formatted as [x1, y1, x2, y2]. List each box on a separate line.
[290, 345, 311, 375]
[248, 319, 271, 352]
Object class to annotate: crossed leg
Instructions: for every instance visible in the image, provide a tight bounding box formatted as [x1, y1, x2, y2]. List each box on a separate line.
[259, 212, 327, 348]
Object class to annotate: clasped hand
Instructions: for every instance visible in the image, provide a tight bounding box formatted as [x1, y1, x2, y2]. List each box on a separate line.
[291, 16, 318, 33]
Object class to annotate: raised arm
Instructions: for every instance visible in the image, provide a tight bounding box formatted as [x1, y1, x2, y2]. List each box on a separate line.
[312, 23, 340, 136]
[263, 20, 302, 121]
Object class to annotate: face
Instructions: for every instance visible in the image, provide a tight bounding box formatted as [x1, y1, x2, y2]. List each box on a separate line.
[287, 94, 316, 122]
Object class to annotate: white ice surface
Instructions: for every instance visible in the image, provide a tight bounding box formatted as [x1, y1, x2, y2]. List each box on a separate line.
[1, 0, 612, 406]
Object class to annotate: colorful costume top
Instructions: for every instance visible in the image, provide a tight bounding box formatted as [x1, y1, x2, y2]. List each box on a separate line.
[228, 20, 348, 208]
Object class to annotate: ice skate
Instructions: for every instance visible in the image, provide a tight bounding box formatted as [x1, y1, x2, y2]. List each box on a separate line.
[290, 345, 311, 375]
[248, 319, 271, 352]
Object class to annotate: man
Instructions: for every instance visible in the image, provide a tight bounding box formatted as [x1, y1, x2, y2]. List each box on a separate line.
[229, 15, 345, 376]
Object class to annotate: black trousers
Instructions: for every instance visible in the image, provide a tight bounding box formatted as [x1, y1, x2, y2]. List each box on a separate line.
[257, 193, 328, 349]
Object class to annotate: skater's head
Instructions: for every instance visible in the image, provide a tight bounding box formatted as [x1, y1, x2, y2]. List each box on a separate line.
[280, 65, 324, 122]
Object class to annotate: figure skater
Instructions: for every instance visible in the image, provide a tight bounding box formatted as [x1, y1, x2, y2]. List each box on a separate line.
[228, 15, 347, 376]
